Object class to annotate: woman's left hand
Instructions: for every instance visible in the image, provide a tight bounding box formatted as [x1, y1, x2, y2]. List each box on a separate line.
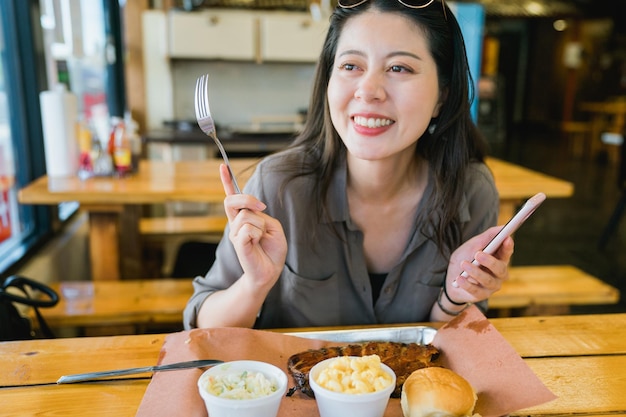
[446, 226, 514, 304]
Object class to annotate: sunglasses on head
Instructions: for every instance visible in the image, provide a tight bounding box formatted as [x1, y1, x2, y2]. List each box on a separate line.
[338, 0, 446, 19]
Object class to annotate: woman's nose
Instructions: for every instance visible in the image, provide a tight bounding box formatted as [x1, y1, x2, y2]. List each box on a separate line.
[354, 72, 386, 102]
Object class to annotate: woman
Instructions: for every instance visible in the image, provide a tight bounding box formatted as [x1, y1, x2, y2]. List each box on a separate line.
[183, 0, 513, 329]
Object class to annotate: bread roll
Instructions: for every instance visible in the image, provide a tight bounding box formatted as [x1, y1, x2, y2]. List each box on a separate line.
[400, 367, 477, 417]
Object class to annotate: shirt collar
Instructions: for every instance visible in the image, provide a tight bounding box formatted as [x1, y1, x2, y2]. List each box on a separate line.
[325, 158, 350, 224]
[323, 159, 472, 227]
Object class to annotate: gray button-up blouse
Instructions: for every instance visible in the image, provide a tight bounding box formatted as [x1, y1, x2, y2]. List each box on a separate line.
[183, 152, 498, 329]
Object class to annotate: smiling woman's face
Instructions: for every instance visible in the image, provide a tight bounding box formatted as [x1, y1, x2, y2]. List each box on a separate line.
[327, 9, 442, 162]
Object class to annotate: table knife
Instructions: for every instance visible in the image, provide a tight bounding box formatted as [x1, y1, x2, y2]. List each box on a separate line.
[57, 359, 223, 384]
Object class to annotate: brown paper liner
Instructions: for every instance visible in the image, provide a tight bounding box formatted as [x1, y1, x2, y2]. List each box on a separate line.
[136, 305, 556, 417]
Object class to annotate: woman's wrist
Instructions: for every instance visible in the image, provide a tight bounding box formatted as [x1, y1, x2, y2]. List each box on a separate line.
[443, 281, 467, 305]
[436, 287, 471, 316]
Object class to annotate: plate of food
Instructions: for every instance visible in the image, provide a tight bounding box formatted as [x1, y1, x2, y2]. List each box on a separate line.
[136, 306, 556, 417]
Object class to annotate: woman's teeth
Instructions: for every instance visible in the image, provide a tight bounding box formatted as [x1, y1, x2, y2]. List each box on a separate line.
[353, 116, 393, 128]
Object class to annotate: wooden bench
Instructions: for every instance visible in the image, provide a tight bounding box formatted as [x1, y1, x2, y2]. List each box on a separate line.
[488, 265, 620, 316]
[34, 279, 193, 335]
[33, 265, 619, 334]
[139, 215, 227, 237]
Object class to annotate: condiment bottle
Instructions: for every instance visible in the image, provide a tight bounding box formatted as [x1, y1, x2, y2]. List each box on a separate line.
[109, 117, 132, 176]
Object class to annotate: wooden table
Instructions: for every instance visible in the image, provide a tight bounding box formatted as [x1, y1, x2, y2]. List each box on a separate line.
[485, 158, 573, 224]
[2, 313, 626, 415]
[18, 159, 258, 281]
[18, 158, 573, 281]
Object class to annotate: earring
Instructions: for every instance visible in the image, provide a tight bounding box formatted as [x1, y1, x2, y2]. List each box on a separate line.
[428, 123, 437, 134]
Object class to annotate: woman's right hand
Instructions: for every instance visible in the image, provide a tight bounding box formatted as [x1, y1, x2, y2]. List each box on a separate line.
[220, 164, 287, 292]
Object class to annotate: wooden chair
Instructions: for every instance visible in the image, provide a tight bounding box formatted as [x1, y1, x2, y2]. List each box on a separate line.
[599, 125, 626, 248]
[559, 121, 592, 159]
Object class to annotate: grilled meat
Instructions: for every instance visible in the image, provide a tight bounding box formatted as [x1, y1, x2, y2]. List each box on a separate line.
[287, 341, 440, 398]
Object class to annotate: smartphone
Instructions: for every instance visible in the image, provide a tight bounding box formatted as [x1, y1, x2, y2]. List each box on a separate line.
[458, 192, 546, 282]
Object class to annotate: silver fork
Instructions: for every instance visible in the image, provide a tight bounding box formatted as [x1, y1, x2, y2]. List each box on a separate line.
[194, 74, 241, 193]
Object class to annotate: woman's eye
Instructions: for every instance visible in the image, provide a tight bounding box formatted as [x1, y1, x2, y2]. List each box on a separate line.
[338, 63, 358, 71]
[389, 65, 413, 73]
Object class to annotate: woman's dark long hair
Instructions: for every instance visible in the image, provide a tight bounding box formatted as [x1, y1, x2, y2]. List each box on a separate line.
[280, 0, 488, 257]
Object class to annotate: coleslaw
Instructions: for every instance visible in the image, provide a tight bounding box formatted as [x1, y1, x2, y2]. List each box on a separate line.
[202, 368, 279, 400]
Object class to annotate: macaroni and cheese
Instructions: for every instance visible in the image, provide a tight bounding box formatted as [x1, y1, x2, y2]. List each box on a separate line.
[314, 355, 394, 394]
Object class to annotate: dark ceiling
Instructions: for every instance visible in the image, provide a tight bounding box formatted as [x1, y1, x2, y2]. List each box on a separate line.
[464, 0, 623, 19]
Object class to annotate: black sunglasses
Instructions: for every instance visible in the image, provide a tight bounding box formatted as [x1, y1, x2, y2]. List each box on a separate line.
[338, 0, 446, 19]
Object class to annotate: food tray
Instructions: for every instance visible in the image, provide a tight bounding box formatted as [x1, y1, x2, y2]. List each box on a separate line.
[286, 326, 437, 345]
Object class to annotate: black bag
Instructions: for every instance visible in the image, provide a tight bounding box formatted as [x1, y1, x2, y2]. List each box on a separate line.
[0, 275, 59, 341]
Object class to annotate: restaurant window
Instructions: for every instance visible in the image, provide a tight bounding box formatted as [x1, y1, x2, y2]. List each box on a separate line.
[0, 0, 51, 275]
[0, 0, 127, 275]
[0, 62, 24, 269]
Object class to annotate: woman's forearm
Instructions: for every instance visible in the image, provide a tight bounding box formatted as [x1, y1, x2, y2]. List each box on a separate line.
[195, 274, 271, 328]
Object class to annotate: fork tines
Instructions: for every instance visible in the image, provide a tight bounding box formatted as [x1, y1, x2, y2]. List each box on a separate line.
[194, 74, 210, 128]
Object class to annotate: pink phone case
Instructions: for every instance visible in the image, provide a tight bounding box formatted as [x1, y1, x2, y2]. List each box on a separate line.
[459, 192, 546, 281]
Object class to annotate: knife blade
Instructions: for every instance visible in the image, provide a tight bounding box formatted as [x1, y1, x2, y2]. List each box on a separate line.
[57, 359, 223, 384]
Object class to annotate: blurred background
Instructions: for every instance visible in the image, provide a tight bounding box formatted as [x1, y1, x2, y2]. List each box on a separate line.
[1, 0, 626, 318]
